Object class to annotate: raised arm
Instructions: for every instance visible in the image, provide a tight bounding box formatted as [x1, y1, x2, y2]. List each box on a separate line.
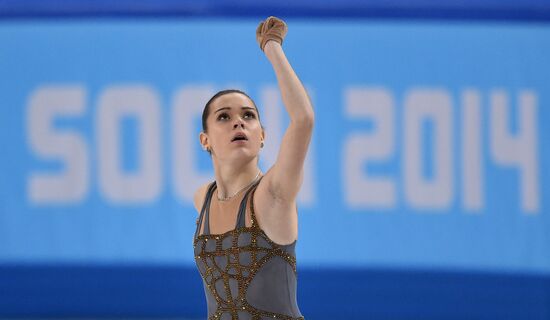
[257, 17, 315, 203]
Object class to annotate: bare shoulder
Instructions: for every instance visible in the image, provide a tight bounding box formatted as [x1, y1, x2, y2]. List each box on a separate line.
[193, 182, 212, 214]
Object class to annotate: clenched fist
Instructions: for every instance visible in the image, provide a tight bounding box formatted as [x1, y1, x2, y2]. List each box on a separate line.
[256, 16, 288, 51]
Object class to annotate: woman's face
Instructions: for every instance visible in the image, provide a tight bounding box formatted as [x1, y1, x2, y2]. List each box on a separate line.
[200, 92, 264, 161]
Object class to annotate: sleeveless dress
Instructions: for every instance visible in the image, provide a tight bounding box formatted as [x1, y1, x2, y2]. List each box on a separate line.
[193, 177, 304, 320]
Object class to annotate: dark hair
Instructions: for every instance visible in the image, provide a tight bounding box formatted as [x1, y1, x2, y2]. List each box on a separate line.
[201, 89, 262, 132]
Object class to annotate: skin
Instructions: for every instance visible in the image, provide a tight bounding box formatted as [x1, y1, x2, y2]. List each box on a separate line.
[194, 40, 314, 245]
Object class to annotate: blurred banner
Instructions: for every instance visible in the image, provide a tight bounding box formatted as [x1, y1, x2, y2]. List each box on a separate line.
[1, 19, 549, 272]
[1, 18, 549, 319]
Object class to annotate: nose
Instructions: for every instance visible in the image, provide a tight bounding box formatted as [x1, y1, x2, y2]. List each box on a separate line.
[233, 118, 245, 129]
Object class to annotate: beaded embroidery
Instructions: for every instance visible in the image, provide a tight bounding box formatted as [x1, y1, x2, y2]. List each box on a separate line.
[193, 180, 303, 320]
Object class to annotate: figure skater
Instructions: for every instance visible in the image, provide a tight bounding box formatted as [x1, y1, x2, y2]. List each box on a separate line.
[193, 16, 313, 319]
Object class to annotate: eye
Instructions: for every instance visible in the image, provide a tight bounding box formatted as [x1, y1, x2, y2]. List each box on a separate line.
[244, 111, 256, 119]
[217, 113, 229, 121]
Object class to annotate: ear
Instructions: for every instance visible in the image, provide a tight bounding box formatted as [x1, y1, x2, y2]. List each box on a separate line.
[199, 131, 209, 149]
[261, 128, 266, 142]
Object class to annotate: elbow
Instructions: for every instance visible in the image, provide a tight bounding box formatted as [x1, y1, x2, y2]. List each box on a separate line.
[293, 111, 315, 128]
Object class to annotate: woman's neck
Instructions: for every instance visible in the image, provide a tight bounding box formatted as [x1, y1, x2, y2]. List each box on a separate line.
[213, 159, 261, 200]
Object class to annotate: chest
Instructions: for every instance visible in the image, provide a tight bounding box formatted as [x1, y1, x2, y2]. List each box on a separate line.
[208, 200, 252, 234]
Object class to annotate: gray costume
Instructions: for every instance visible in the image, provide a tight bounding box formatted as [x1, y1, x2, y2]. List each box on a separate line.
[193, 177, 304, 319]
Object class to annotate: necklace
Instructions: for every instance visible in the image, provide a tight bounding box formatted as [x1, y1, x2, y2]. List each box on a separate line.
[217, 170, 262, 201]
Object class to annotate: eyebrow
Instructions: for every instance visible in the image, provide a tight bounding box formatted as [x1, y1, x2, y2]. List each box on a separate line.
[214, 106, 256, 114]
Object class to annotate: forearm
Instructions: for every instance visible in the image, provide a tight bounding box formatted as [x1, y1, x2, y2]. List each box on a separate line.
[264, 41, 314, 123]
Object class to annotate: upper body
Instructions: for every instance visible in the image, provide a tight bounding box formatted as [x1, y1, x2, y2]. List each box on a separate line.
[193, 20, 314, 246]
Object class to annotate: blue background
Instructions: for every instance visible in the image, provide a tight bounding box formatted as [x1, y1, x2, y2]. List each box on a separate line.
[1, 2, 550, 319]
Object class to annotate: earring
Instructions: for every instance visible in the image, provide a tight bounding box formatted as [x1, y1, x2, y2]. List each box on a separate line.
[260, 142, 264, 148]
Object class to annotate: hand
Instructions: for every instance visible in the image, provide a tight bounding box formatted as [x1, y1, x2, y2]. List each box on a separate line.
[256, 16, 288, 52]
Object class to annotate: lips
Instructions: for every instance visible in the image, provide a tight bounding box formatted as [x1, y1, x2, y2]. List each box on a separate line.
[231, 132, 248, 142]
